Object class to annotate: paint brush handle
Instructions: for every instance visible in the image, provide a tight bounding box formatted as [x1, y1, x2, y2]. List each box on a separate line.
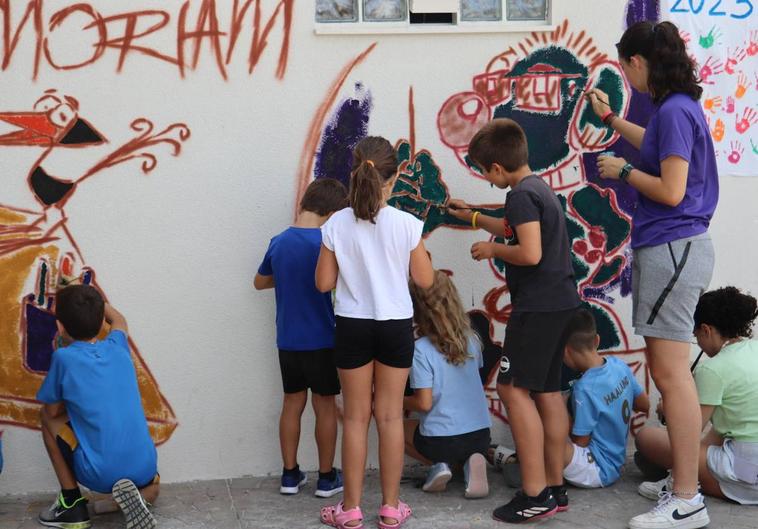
[583, 88, 610, 107]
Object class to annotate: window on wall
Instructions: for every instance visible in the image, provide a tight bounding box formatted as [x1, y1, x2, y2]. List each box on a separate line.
[315, 0, 552, 33]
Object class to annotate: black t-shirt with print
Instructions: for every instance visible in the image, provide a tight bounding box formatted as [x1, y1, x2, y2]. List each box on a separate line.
[503, 174, 580, 312]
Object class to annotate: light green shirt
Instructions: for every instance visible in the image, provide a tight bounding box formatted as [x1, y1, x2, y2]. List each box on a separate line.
[695, 340, 758, 441]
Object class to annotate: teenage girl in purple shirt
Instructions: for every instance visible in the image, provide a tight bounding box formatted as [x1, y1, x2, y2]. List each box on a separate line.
[586, 21, 718, 529]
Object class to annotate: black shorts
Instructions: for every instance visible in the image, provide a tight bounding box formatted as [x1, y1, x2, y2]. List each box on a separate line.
[413, 426, 490, 466]
[334, 316, 414, 369]
[278, 348, 340, 395]
[497, 308, 579, 393]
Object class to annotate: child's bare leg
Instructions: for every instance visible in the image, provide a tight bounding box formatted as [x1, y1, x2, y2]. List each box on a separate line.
[374, 362, 410, 525]
[403, 419, 431, 465]
[534, 391, 569, 487]
[280, 391, 308, 469]
[498, 382, 546, 496]
[312, 393, 338, 473]
[339, 363, 374, 515]
[40, 409, 77, 490]
[635, 426, 674, 469]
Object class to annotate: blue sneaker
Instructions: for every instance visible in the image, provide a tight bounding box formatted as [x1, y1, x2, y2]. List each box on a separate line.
[422, 462, 452, 492]
[315, 468, 344, 498]
[280, 469, 307, 495]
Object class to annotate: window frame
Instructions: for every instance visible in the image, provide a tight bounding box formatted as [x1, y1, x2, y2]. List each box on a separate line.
[314, 0, 553, 35]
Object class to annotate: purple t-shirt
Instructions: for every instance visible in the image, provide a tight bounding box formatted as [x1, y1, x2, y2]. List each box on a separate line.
[632, 93, 719, 249]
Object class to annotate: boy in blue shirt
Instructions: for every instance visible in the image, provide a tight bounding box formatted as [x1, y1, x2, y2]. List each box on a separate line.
[562, 308, 649, 488]
[254, 178, 348, 497]
[37, 285, 159, 529]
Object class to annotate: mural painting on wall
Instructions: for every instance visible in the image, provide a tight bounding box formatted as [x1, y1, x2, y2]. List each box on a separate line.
[0, 91, 187, 444]
[661, 0, 757, 176]
[298, 20, 652, 433]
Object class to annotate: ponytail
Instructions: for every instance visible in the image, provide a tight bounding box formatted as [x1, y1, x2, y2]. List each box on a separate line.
[617, 21, 702, 103]
[349, 136, 399, 223]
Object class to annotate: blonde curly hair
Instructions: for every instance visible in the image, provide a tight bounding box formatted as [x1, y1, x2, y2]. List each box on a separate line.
[409, 270, 479, 366]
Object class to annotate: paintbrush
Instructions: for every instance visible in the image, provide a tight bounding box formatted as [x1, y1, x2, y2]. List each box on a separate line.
[582, 88, 611, 107]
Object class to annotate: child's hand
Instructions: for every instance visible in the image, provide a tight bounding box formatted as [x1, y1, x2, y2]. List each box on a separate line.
[597, 155, 626, 180]
[585, 88, 611, 118]
[446, 198, 473, 222]
[471, 241, 495, 261]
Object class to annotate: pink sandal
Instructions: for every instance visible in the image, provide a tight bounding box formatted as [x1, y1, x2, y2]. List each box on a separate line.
[320, 501, 364, 529]
[377, 501, 412, 529]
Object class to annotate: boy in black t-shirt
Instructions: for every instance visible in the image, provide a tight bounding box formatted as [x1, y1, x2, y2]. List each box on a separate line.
[449, 118, 580, 524]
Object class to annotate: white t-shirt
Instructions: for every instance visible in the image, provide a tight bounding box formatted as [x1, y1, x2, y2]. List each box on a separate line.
[321, 206, 424, 320]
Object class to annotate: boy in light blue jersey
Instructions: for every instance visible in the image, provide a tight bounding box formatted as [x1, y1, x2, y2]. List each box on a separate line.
[562, 309, 649, 488]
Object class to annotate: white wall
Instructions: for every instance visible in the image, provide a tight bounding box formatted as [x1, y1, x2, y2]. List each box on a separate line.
[1, 0, 755, 494]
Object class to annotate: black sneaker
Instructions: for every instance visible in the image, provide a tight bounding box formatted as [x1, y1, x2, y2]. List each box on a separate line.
[112, 478, 157, 529]
[38, 494, 91, 529]
[550, 485, 569, 512]
[492, 489, 558, 524]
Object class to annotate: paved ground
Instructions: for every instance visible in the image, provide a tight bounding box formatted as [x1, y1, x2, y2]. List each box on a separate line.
[2, 464, 755, 529]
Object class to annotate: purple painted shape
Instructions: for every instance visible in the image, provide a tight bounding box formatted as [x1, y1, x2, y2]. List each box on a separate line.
[314, 83, 372, 188]
[585, 0, 660, 215]
[24, 297, 58, 373]
[626, 0, 659, 27]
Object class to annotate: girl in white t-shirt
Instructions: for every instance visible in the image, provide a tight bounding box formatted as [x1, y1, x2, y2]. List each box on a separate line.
[316, 136, 434, 529]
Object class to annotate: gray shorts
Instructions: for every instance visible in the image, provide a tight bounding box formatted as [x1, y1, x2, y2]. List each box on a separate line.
[707, 439, 758, 505]
[632, 234, 714, 343]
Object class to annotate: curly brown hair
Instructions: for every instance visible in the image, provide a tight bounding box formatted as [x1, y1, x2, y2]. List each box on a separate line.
[409, 270, 479, 365]
[694, 287, 758, 339]
[616, 21, 702, 103]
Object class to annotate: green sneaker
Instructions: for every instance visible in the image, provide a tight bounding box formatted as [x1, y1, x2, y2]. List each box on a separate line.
[38, 494, 91, 529]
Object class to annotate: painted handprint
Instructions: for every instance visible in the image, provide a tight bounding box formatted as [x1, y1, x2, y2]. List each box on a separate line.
[699, 57, 724, 85]
[736, 108, 758, 135]
[703, 96, 722, 114]
[725, 96, 735, 114]
[747, 30, 758, 57]
[679, 30, 691, 46]
[698, 26, 722, 49]
[712, 118, 726, 142]
[751, 139, 758, 155]
[726, 141, 744, 164]
[725, 47, 747, 75]
[735, 72, 751, 99]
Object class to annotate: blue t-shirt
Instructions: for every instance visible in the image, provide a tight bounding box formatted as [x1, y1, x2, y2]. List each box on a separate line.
[571, 356, 642, 486]
[634, 93, 719, 249]
[37, 331, 157, 493]
[258, 227, 335, 350]
[410, 336, 491, 437]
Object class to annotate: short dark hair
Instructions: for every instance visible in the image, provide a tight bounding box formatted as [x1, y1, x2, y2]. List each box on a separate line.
[694, 287, 758, 339]
[468, 118, 529, 173]
[616, 21, 702, 103]
[55, 285, 104, 340]
[299, 178, 348, 216]
[565, 308, 598, 353]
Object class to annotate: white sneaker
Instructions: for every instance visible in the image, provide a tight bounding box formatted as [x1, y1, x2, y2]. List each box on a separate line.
[422, 462, 452, 492]
[638, 471, 673, 500]
[629, 492, 709, 529]
[463, 453, 489, 499]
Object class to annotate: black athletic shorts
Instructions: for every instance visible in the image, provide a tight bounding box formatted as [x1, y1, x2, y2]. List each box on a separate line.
[334, 316, 414, 369]
[497, 308, 579, 393]
[278, 348, 340, 395]
[413, 426, 490, 466]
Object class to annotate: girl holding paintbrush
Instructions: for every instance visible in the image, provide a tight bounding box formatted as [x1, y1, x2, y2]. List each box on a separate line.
[587, 20, 719, 529]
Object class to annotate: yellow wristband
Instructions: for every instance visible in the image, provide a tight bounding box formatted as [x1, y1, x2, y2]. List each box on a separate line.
[471, 211, 480, 229]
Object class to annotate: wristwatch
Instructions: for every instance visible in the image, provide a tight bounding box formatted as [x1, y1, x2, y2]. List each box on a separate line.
[618, 162, 634, 183]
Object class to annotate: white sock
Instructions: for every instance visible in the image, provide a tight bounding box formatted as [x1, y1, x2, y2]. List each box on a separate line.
[680, 493, 703, 505]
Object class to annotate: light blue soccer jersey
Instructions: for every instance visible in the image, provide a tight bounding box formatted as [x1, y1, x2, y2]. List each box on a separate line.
[410, 336, 491, 437]
[37, 331, 157, 493]
[571, 356, 642, 486]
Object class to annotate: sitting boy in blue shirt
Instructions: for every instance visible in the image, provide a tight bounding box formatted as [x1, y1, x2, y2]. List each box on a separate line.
[254, 178, 348, 497]
[562, 308, 650, 488]
[37, 285, 159, 529]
